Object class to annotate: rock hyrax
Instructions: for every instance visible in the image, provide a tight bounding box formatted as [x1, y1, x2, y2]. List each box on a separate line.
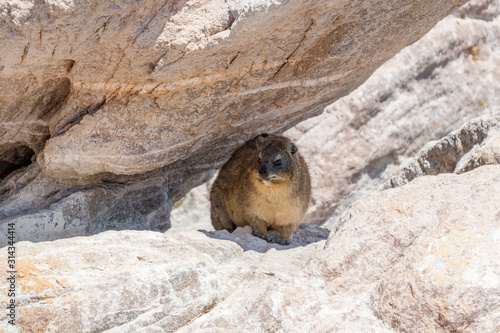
[210, 134, 311, 245]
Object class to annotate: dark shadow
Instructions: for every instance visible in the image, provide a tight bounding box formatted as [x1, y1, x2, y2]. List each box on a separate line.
[199, 223, 330, 253]
[0, 143, 35, 183]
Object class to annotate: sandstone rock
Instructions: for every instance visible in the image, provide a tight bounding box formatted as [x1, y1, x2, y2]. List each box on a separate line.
[389, 115, 500, 187]
[456, 0, 500, 19]
[308, 165, 500, 332]
[0, 224, 329, 332]
[0, 0, 465, 179]
[457, 128, 500, 173]
[3, 165, 499, 332]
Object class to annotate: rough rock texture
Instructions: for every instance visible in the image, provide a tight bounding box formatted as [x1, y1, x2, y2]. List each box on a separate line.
[389, 116, 500, 187]
[311, 165, 500, 333]
[1, 0, 467, 178]
[456, 0, 500, 19]
[0, 0, 469, 243]
[172, 1, 500, 228]
[0, 163, 212, 247]
[2, 165, 499, 332]
[286, 4, 500, 227]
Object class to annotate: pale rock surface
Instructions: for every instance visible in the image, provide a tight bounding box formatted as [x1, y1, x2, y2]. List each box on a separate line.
[2, 165, 499, 332]
[0, 224, 330, 332]
[389, 115, 500, 187]
[288, 3, 500, 227]
[456, 0, 500, 19]
[310, 165, 500, 333]
[170, 179, 213, 231]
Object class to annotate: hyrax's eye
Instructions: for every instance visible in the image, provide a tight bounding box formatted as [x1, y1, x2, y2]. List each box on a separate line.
[274, 159, 282, 166]
[258, 158, 262, 163]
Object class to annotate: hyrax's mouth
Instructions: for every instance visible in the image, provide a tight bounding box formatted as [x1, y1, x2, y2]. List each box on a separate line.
[258, 173, 280, 183]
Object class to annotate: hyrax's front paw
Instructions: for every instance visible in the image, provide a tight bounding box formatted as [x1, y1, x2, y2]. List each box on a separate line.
[277, 225, 294, 245]
[253, 232, 272, 242]
[249, 219, 272, 242]
[276, 237, 291, 246]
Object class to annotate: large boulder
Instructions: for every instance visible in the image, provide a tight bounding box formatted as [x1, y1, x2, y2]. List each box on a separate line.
[0, 0, 468, 244]
[1, 0, 468, 178]
[2, 165, 499, 332]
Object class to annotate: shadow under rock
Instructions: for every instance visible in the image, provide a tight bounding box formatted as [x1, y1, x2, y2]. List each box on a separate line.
[200, 223, 330, 253]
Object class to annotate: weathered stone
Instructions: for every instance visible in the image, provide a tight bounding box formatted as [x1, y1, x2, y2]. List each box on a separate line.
[457, 129, 500, 173]
[285, 6, 500, 227]
[456, 0, 500, 19]
[27, 0, 465, 178]
[0, 162, 212, 247]
[2, 165, 499, 332]
[0, 224, 330, 332]
[307, 165, 500, 333]
[389, 116, 500, 188]
[371, 169, 500, 332]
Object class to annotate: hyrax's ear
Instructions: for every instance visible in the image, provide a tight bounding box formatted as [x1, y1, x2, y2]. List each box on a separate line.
[290, 142, 298, 155]
[256, 134, 268, 148]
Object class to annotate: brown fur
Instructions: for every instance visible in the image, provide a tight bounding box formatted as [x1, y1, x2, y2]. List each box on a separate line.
[210, 134, 311, 244]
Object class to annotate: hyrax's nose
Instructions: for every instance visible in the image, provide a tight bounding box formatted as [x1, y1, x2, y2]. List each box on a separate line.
[259, 166, 267, 176]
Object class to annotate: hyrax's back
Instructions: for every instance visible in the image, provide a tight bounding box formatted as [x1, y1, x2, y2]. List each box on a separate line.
[210, 134, 311, 245]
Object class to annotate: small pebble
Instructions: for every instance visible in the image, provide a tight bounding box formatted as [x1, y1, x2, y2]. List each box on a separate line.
[232, 227, 248, 237]
[243, 226, 253, 233]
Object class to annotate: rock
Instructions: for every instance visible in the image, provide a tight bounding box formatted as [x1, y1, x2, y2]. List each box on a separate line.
[0, 0, 466, 178]
[0, 225, 329, 332]
[308, 165, 500, 333]
[388, 115, 500, 188]
[457, 128, 500, 173]
[3, 165, 499, 332]
[0, 162, 212, 247]
[455, 0, 500, 19]
[202, 223, 330, 253]
[371, 169, 500, 332]
[0, 0, 469, 242]
[170, 179, 213, 232]
[285, 3, 500, 227]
